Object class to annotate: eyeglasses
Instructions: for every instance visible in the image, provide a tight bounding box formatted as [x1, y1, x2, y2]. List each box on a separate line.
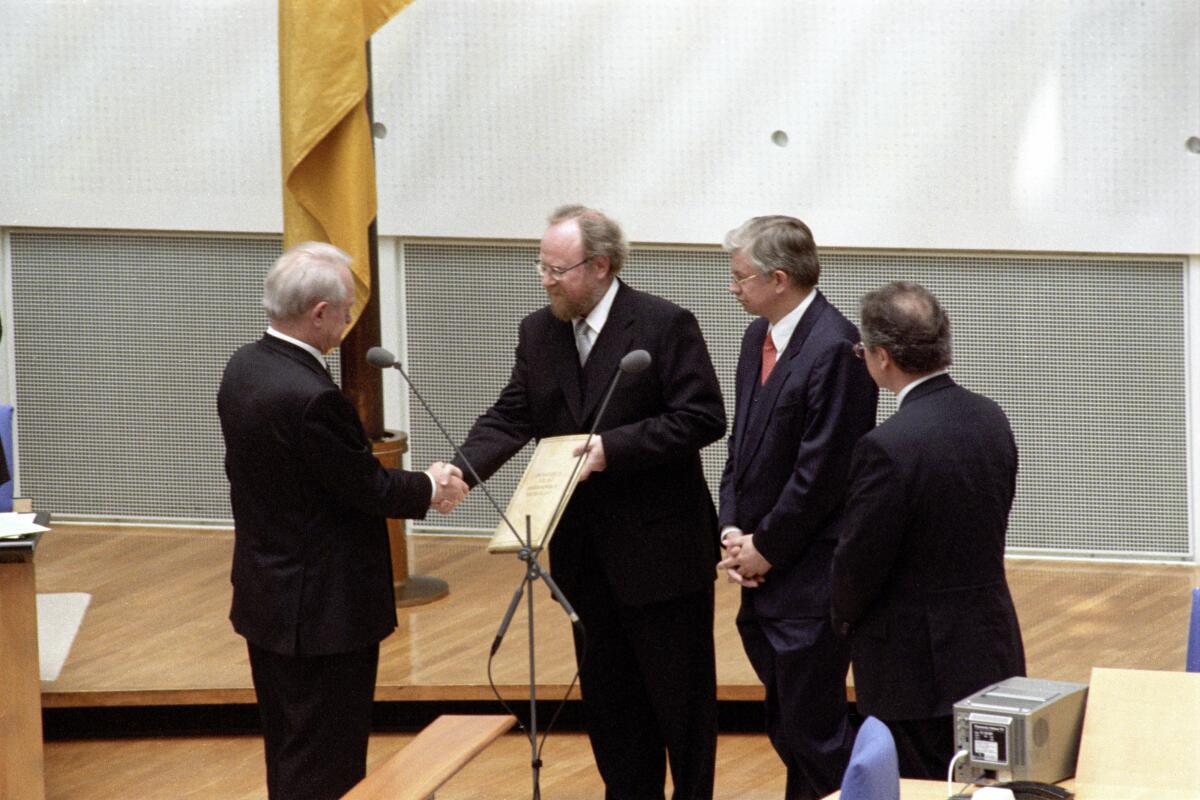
[535, 257, 590, 280]
[729, 271, 761, 288]
[852, 342, 866, 359]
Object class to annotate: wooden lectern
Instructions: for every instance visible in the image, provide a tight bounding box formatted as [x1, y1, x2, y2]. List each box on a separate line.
[0, 522, 47, 800]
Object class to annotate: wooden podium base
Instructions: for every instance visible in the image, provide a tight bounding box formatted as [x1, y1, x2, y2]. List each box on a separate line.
[372, 431, 450, 608]
[0, 553, 46, 800]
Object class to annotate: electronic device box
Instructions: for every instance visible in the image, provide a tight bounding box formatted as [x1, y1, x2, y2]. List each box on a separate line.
[953, 676, 1088, 784]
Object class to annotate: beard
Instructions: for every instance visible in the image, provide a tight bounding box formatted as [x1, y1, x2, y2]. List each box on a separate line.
[547, 282, 604, 321]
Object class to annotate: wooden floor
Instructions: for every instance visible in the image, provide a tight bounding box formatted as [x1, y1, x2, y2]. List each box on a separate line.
[36, 523, 765, 707]
[32, 523, 1200, 798]
[35, 523, 1200, 707]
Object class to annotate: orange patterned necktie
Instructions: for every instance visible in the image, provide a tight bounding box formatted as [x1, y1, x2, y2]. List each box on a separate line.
[760, 332, 777, 385]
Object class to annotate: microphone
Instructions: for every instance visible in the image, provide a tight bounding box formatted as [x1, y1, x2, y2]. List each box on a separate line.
[619, 349, 651, 375]
[366, 347, 398, 369]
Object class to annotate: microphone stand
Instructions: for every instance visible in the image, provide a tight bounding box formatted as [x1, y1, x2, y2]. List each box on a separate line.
[368, 346, 649, 800]
[367, 346, 579, 800]
[491, 349, 649, 799]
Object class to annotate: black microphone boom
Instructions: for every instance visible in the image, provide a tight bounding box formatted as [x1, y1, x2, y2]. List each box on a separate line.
[371, 344, 650, 800]
[538, 348, 653, 555]
[365, 346, 522, 542]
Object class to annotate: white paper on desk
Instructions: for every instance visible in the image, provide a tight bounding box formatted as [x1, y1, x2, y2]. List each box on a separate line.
[0, 512, 50, 538]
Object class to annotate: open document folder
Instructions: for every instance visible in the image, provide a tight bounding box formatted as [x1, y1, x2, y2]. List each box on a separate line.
[0, 512, 50, 539]
[488, 434, 590, 554]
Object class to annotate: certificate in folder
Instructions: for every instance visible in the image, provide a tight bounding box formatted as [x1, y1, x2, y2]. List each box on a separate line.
[488, 434, 591, 554]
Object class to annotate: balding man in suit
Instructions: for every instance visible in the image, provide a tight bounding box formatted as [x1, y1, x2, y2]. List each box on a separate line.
[832, 281, 1026, 778]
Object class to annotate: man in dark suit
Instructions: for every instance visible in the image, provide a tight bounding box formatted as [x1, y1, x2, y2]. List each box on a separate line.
[831, 281, 1026, 778]
[455, 205, 726, 800]
[218, 241, 468, 800]
[717, 216, 878, 800]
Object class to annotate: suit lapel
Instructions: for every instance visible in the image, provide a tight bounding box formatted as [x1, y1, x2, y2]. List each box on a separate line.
[731, 317, 767, 459]
[735, 292, 829, 481]
[580, 281, 635, 423]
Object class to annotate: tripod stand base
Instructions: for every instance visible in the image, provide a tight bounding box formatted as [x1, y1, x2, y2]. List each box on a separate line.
[395, 575, 450, 607]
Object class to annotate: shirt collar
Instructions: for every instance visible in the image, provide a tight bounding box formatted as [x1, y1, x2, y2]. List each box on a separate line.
[266, 326, 326, 367]
[579, 278, 620, 335]
[896, 369, 949, 407]
[767, 288, 816, 354]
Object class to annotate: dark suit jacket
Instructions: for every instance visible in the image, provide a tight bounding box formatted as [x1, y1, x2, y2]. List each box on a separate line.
[832, 374, 1026, 719]
[218, 335, 432, 656]
[455, 281, 726, 606]
[718, 291, 877, 619]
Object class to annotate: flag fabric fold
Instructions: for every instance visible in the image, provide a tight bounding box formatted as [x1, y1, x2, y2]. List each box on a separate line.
[279, 0, 412, 331]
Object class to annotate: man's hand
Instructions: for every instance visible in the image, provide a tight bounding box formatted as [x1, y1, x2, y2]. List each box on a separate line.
[716, 531, 771, 587]
[427, 462, 468, 514]
[572, 436, 607, 481]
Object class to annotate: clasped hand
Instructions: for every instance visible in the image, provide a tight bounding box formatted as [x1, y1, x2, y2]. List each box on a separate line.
[717, 531, 772, 588]
[427, 462, 468, 515]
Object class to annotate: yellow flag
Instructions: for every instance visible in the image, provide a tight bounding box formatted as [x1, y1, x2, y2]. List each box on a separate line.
[279, 0, 412, 332]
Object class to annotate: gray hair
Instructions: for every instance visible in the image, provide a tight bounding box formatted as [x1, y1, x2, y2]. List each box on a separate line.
[548, 204, 628, 275]
[723, 215, 820, 288]
[859, 281, 953, 373]
[262, 241, 353, 321]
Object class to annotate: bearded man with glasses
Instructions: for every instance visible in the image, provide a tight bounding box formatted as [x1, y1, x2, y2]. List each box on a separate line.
[454, 204, 727, 800]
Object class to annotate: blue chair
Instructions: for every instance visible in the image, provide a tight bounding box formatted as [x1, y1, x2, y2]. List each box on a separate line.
[0, 404, 12, 512]
[840, 715, 900, 800]
[1187, 588, 1200, 672]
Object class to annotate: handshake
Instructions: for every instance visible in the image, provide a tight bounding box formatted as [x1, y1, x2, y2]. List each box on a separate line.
[426, 462, 470, 515]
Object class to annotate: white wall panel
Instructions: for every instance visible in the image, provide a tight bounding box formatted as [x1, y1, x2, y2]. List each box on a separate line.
[372, 0, 1200, 252]
[1, 1, 1197, 253]
[0, 0, 281, 232]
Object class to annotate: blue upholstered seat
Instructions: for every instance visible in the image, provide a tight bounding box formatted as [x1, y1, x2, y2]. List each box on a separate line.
[840, 715, 900, 800]
[0, 404, 13, 512]
[1187, 587, 1200, 673]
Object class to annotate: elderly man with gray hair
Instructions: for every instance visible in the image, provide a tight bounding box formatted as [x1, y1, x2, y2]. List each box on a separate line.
[218, 241, 468, 799]
[832, 281, 1026, 779]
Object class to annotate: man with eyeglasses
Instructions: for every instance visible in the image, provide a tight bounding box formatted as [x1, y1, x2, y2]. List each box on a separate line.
[832, 281, 1025, 778]
[717, 215, 877, 800]
[454, 204, 727, 799]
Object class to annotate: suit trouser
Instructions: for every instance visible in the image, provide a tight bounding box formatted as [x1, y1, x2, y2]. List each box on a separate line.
[247, 641, 380, 800]
[738, 615, 854, 800]
[883, 715, 955, 779]
[570, 569, 717, 800]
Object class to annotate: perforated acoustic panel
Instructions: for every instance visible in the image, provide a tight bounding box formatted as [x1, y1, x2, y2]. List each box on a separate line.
[5, 232, 1188, 556]
[404, 243, 1189, 558]
[6, 232, 350, 521]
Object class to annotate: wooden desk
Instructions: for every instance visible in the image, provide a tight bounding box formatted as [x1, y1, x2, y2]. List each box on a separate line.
[0, 528, 47, 800]
[824, 777, 1078, 798]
